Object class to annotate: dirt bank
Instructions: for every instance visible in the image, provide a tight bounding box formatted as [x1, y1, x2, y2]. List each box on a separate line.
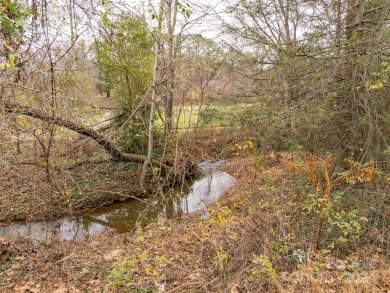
[0, 129, 232, 223]
[1, 154, 388, 292]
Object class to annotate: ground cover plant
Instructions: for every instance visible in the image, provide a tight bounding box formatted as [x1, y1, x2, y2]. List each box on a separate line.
[0, 146, 388, 292]
[0, 0, 389, 292]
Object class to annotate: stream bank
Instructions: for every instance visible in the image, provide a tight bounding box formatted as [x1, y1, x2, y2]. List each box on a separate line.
[1, 155, 388, 293]
[0, 160, 235, 243]
[0, 129, 232, 224]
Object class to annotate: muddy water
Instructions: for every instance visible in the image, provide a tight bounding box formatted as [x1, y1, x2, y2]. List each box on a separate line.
[0, 160, 235, 242]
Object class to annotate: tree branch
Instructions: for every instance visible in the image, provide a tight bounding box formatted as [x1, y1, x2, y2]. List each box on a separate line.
[2, 101, 172, 173]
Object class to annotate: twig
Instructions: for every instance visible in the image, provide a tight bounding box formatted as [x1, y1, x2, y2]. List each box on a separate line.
[50, 253, 75, 266]
[165, 281, 201, 293]
[166, 277, 219, 293]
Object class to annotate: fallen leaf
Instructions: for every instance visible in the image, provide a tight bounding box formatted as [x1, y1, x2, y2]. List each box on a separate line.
[187, 272, 202, 281]
[14, 255, 26, 261]
[15, 281, 35, 292]
[245, 276, 256, 283]
[335, 263, 346, 271]
[0, 236, 9, 244]
[54, 280, 65, 287]
[14, 285, 32, 293]
[30, 284, 42, 293]
[156, 283, 165, 293]
[103, 249, 124, 261]
[87, 279, 101, 286]
[135, 236, 144, 243]
[69, 285, 80, 293]
[230, 283, 240, 293]
[12, 263, 22, 269]
[52, 288, 67, 293]
[6, 283, 15, 288]
[324, 276, 335, 284]
[326, 263, 335, 270]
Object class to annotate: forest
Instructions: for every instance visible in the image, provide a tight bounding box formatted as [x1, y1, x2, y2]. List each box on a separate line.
[0, 0, 389, 292]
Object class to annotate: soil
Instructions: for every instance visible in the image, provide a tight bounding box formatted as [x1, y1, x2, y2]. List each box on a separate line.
[1, 153, 388, 292]
[0, 128, 232, 224]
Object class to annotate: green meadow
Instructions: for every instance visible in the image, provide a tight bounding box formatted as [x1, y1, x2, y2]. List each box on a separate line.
[155, 104, 257, 130]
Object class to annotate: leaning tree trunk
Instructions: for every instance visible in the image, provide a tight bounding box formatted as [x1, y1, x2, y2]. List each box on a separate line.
[2, 101, 172, 173]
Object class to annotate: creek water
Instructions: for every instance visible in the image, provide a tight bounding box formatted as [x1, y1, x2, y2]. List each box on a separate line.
[0, 160, 235, 243]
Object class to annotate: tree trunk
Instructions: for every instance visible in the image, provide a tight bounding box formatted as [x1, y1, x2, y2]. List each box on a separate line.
[346, 0, 365, 41]
[164, 0, 178, 134]
[140, 6, 163, 185]
[2, 101, 172, 173]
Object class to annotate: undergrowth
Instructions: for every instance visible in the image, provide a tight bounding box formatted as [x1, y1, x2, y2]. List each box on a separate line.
[105, 141, 389, 292]
[1, 136, 388, 292]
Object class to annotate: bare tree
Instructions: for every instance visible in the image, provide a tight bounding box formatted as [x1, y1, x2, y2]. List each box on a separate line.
[223, 0, 389, 159]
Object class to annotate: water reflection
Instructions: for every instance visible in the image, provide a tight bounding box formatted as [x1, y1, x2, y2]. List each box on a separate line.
[0, 160, 235, 242]
[179, 171, 235, 213]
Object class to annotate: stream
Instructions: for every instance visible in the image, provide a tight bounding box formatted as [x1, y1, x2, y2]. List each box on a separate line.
[0, 160, 235, 243]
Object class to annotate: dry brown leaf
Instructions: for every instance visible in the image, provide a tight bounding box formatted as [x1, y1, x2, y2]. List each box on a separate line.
[245, 276, 256, 283]
[87, 279, 101, 286]
[52, 288, 67, 293]
[335, 263, 346, 271]
[103, 249, 124, 261]
[68, 285, 81, 293]
[324, 276, 335, 284]
[12, 263, 22, 269]
[14, 281, 36, 292]
[0, 236, 9, 244]
[230, 283, 240, 293]
[14, 285, 32, 293]
[6, 283, 15, 289]
[14, 255, 26, 261]
[187, 272, 202, 281]
[326, 263, 335, 270]
[81, 268, 89, 275]
[30, 284, 42, 293]
[53, 279, 66, 289]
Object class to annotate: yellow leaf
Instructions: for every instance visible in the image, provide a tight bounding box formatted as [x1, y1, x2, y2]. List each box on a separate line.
[135, 236, 144, 243]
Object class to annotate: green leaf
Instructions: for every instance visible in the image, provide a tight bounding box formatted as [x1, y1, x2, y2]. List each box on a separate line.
[138, 250, 148, 261]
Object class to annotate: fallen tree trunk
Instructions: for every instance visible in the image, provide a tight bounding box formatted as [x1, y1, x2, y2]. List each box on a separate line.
[2, 101, 173, 173]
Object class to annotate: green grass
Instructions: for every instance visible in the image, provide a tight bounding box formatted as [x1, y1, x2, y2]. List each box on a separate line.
[155, 104, 256, 130]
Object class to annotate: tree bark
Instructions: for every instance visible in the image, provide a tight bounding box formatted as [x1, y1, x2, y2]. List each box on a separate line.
[164, 0, 178, 134]
[2, 101, 172, 172]
[140, 5, 163, 186]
